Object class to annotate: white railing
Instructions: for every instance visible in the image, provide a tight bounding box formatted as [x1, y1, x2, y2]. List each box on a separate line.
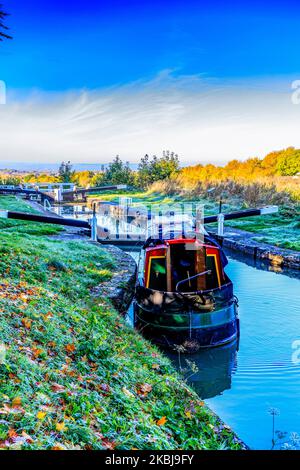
[22, 183, 76, 192]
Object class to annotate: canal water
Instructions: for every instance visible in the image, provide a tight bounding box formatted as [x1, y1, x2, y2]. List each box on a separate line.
[198, 256, 300, 450]
[56, 204, 300, 449]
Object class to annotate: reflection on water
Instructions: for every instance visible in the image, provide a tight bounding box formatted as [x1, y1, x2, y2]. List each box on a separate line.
[206, 255, 300, 449]
[127, 299, 238, 399]
[167, 341, 238, 399]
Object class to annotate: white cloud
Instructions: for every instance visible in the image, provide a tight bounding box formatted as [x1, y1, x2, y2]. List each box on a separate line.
[0, 71, 299, 165]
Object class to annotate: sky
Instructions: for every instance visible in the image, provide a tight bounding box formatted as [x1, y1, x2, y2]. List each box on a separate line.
[1, 0, 300, 166]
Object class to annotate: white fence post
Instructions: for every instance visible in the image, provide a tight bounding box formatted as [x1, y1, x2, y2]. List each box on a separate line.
[217, 213, 225, 236]
[54, 188, 63, 203]
[91, 204, 98, 242]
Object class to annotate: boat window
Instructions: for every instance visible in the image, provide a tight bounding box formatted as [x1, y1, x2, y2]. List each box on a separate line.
[147, 256, 167, 291]
[169, 244, 222, 292]
[206, 254, 221, 289]
[171, 245, 198, 292]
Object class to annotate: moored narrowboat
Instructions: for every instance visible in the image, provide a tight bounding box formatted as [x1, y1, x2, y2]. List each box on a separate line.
[133, 234, 239, 352]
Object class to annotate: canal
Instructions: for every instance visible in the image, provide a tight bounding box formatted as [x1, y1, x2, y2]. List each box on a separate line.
[56, 203, 300, 449]
[206, 254, 300, 450]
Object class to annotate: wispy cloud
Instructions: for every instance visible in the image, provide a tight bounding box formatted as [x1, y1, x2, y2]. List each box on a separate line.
[0, 71, 299, 165]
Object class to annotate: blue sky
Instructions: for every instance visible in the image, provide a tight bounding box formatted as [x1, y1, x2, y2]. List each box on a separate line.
[2, 0, 300, 90]
[1, 0, 300, 164]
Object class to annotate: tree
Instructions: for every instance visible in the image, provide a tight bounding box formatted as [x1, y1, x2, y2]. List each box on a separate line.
[276, 148, 300, 176]
[75, 170, 95, 187]
[0, 175, 20, 186]
[262, 150, 283, 175]
[136, 151, 180, 189]
[94, 156, 134, 186]
[58, 161, 75, 183]
[0, 3, 12, 41]
[136, 154, 152, 189]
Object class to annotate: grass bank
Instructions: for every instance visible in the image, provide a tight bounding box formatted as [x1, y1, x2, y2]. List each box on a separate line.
[0, 196, 243, 450]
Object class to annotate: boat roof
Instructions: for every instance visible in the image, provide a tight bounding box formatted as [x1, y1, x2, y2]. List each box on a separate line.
[145, 237, 220, 251]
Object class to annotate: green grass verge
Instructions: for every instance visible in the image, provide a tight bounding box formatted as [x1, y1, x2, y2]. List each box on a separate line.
[0, 197, 64, 236]
[0, 196, 242, 450]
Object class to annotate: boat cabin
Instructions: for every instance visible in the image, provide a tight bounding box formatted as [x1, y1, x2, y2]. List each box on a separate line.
[143, 238, 226, 293]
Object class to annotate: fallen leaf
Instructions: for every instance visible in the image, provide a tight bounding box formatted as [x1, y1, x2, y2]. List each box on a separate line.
[139, 383, 152, 394]
[65, 343, 76, 353]
[157, 416, 167, 426]
[137, 382, 153, 397]
[21, 318, 32, 329]
[12, 397, 22, 408]
[21, 431, 34, 443]
[52, 443, 66, 450]
[0, 404, 24, 415]
[56, 422, 67, 432]
[8, 429, 18, 440]
[122, 387, 135, 398]
[36, 411, 46, 420]
[32, 347, 43, 358]
[102, 439, 116, 450]
[51, 383, 66, 393]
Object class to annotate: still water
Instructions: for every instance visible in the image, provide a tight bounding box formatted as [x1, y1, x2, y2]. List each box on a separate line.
[198, 257, 300, 449]
[57, 204, 300, 449]
[127, 249, 300, 450]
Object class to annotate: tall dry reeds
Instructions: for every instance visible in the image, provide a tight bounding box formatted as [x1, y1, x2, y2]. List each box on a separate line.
[150, 176, 296, 207]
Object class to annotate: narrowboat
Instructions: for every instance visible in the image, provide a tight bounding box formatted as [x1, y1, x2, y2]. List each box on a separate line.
[133, 234, 239, 352]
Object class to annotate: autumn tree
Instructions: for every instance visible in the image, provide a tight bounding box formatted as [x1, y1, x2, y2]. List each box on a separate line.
[74, 170, 95, 187]
[276, 148, 300, 176]
[261, 150, 283, 175]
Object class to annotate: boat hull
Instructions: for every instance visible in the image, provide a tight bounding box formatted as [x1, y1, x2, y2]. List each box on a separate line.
[133, 300, 239, 352]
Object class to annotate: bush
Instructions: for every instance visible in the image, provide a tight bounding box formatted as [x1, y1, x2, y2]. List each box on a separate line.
[136, 151, 180, 189]
[93, 156, 135, 187]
